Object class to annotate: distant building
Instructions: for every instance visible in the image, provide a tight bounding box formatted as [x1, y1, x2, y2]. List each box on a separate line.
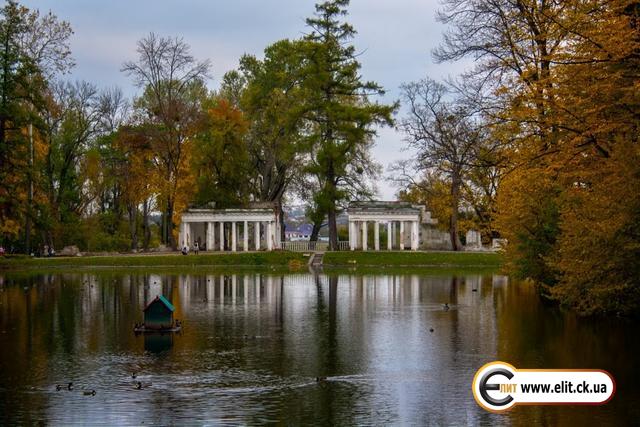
[285, 223, 314, 241]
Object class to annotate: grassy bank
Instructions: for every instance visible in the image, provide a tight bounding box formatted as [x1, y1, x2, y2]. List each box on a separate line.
[0, 250, 502, 273]
[0, 251, 307, 271]
[322, 251, 502, 268]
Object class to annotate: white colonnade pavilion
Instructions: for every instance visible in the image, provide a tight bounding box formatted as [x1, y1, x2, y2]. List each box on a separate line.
[179, 206, 281, 252]
[347, 201, 428, 251]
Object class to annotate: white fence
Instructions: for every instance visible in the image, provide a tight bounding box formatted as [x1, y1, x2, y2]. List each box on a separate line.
[280, 241, 350, 252]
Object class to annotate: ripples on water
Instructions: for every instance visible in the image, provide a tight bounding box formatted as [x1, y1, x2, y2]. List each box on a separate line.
[0, 271, 638, 425]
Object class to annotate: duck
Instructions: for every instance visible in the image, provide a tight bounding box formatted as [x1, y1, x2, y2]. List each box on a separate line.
[83, 390, 96, 396]
[67, 382, 74, 391]
[56, 384, 63, 391]
[315, 376, 327, 382]
[442, 303, 450, 311]
[136, 381, 152, 389]
[131, 372, 137, 379]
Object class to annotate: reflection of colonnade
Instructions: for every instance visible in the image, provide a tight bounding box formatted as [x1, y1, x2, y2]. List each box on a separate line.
[179, 205, 281, 251]
[176, 274, 285, 308]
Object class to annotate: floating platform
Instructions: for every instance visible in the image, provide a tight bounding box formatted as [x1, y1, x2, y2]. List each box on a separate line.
[133, 324, 182, 334]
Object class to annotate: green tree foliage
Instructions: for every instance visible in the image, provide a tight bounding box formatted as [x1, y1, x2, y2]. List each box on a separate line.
[238, 39, 308, 235]
[0, 1, 45, 241]
[300, 0, 395, 250]
[192, 98, 249, 208]
[0, 1, 72, 249]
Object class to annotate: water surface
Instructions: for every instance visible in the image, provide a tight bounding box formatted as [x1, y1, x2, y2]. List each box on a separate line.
[0, 270, 637, 425]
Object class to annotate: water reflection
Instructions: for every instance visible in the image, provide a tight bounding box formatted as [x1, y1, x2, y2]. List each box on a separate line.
[0, 271, 637, 425]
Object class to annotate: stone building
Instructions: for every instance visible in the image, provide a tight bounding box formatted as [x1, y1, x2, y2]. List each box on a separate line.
[178, 202, 281, 252]
[346, 201, 450, 251]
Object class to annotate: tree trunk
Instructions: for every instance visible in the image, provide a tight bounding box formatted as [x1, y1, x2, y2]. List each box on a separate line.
[166, 198, 176, 250]
[327, 203, 338, 251]
[142, 199, 151, 250]
[450, 172, 463, 251]
[276, 196, 286, 242]
[127, 203, 138, 251]
[310, 222, 322, 242]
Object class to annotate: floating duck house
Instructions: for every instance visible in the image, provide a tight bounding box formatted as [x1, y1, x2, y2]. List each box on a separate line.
[143, 295, 175, 330]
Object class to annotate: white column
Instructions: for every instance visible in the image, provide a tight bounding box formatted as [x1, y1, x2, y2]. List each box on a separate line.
[387, 222, 392, 250]
[206, 222, 213, 251]
[411, 221, 419, 251]
[391, 223, 396, 248]
[219, 222, 224, 251]
[349, 221, 356, 251]
[267, 222, 273, 251]
[186, 223, 191, 248]
[362, 221, 368, 251]
[231, 222, 237, 252]
[274, 220, 281, 248]
[254, 221, 260, 250]
[374, 221, 380, 251]
[400, 221, 405, 250]
[243, 221, 249, 252]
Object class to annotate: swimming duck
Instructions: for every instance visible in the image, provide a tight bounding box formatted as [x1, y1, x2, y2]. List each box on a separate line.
[83, 390, 96, 396]
[136, 381, 152, 389]
[315, 376, 327, 382]
[56, 384, 62, 391]
[67, 382, 73, 391]
[131, 372, 137, 379]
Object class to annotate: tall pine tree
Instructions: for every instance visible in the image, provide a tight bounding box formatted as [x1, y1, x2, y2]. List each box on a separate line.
[301, 0, 395, 250]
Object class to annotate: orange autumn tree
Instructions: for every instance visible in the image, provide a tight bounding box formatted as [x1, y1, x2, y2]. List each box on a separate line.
[438, 0, 640, 314]
[122, 33, 210, 249]
[191, 98, 250, 209]
[547, 1, 640, 314]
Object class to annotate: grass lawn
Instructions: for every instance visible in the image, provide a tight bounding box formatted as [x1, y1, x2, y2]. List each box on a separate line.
[323, 251, 502, 268]
[0, 250, 502, 273]
[0, 251, 308, 271]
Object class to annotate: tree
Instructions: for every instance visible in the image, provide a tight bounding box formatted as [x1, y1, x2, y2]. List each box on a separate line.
[398, 78, 483, 251]
[39, 81, 104, 248]
[122, 33, 210, 249]
[435, 0, 640, 314]
[192, 98, 250, 208]
[239, 39, 308, 238]
[300, 0, 395, 250]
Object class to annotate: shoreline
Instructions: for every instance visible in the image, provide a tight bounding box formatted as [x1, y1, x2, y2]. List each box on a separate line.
[0, 251, 502, 273]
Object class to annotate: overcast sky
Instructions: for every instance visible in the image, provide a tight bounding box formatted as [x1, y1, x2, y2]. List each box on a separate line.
[21, 0, 469, 200]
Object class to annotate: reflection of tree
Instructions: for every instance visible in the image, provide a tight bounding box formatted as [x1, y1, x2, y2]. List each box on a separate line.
[312, 273, 342, 425]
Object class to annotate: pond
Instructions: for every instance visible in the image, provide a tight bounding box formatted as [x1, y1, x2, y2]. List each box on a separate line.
[0, 270, 637, 425]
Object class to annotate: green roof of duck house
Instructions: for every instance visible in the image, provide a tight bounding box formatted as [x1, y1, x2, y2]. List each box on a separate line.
[143, 295, 175, 329]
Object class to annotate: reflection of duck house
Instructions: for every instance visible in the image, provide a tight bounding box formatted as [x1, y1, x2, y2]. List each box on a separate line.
[134, 295, 181, 333]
